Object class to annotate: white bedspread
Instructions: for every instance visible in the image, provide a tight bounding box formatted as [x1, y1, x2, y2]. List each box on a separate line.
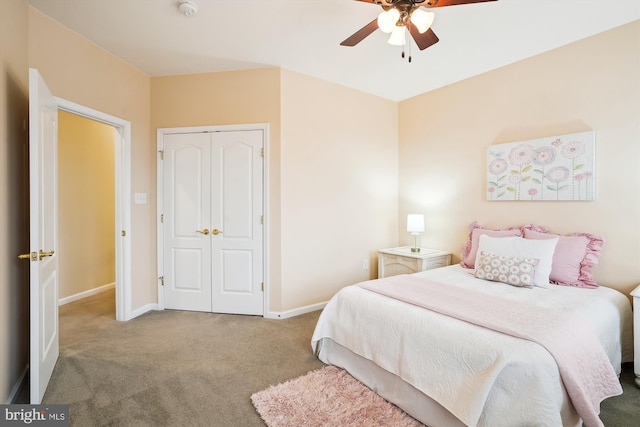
[311, 265, 633, 427]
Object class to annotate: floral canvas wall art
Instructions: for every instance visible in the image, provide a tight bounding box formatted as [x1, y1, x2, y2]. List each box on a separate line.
[487, 131, 595, 201]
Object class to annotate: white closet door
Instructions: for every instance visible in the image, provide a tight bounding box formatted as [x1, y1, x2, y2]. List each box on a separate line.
[163, 133, 212, 312]
[211, 130, 264, 315]
[162, 129, 264, 315]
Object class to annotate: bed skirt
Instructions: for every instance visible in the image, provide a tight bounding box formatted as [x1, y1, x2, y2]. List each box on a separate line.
[315, 337, 581, 427]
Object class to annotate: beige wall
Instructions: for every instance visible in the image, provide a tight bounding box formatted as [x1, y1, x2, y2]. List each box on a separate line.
[29, 7, 154, 310]
[279, 69, 398, 310]
[151, 68, 398, 312]
[0, 0, 30, 404]
[399, 21, 640, 294]
[58, 111, 115, 299]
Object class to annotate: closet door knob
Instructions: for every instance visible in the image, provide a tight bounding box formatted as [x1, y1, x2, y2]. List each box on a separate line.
[39, 249, 55, 259]
[196, 229, 209, 235]
[18, 252, 37, 261]
[212, 229, 223, 235]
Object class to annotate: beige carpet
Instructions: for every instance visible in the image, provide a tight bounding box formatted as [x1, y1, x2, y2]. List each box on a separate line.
[251, 366, 424, 427]
[36, 289, 325, 426]
[15, 288, 639, 426]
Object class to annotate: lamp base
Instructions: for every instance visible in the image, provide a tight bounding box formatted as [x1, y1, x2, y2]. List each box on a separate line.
[410, 247, 421, 253]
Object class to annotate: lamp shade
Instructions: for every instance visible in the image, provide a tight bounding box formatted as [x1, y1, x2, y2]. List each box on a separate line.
[410, 8, 435, 34]
[377, 9, 400, 33]
[388, 25, 406, 46]
[407, 214, 425, 233]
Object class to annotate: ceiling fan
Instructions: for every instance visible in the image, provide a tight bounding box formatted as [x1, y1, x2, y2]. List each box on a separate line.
[341, 0, 497, 59]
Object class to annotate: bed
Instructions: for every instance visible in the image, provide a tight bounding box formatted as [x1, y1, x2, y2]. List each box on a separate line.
[311, 233, 633, 427]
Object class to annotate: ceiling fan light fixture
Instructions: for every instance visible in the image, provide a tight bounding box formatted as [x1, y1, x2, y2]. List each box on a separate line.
[411, 8, 435, 34]
[388, 25, 406, 46]
[377, 9, 401, 34]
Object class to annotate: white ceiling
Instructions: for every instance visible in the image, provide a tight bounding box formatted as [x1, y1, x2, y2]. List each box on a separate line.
[28, 0, 640, 102]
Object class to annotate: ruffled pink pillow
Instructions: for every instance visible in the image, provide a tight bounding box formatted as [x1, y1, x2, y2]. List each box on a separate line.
[522, 224, 604, 288]
[460, 221, 522, 269]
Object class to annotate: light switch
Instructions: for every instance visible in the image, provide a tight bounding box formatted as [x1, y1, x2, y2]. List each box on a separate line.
[134, 193, 147, 204]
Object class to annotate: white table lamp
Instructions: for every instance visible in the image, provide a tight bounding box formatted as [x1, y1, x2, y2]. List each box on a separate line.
[407, 214, 425, 253]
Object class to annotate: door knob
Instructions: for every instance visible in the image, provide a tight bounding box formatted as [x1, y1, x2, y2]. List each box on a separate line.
[196, 229, 209, 235]
[18, 252, 37, 261]
[212, 229, 223, 235]
[39, 249, 55, 259]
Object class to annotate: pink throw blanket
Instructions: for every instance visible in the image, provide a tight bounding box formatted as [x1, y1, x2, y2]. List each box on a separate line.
[359, 274, 622, 427]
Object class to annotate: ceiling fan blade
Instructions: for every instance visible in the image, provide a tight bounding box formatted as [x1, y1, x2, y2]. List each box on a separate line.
[408, 25, 439, 50]
[422, 0, 497, 8]
[340, 19, 379, 47]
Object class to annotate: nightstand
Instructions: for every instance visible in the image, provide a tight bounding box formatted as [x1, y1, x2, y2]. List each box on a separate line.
[377, 247, 451, 278]
[631, 285, 640, 387]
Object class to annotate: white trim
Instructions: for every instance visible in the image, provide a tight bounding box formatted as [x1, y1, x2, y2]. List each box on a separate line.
[156, 129, 164, 310]
[156, 124, 269, 315]
[129, 303, 159, 320]
[5, 366, 29, 404]
[158, 123, 268, 135]
[55, 97, 132, 322]
[262, 126, 270, 317]
[265, 301, 327, 320]
[57, 282, 115, 306]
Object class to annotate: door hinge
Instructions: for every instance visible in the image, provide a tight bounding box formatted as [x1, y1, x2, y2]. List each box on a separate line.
[261, 148, 264, 158]
[159, 150, 164, 160]
[121, 230, 126, 237]
[261, 282, 264, 292]
[160, 214, 164, 223]
[159, 276, 164, 286]
[260, 215, 264, 225]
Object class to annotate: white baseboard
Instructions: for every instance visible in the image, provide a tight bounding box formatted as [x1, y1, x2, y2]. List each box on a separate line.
[58, 282, 116, 306]
[5, 365, 28, 404]
[127, 303, 159, 320]
[265, 301, 327, 319]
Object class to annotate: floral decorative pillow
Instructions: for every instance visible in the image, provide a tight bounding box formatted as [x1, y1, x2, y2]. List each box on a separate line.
[474, 252, 539, 288]
[460, 221, 522, 269]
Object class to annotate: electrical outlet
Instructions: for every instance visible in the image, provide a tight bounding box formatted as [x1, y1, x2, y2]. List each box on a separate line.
[362, 259, 369, 270]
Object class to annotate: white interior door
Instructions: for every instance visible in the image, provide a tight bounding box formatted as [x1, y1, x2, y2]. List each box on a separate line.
[210, 130, 263, 315]
[162, 129, 264, 315]
[163, 133, 212, 312]
[27, 68, 59, 403]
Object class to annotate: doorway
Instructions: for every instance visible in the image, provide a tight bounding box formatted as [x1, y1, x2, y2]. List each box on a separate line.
[57, 111, 116, 310]
[26, 69, 133, 404]
[56, 98, 132, 321]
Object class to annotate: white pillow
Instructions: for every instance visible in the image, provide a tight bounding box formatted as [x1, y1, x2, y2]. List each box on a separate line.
[475, 234, 559, 288]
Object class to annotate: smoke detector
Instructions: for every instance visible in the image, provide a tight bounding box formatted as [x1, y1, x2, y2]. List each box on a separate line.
[178, 1, 199, 17]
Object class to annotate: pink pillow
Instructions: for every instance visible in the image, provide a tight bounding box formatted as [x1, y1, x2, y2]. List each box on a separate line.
[522, 225, 604, 288]
[460, 221, 522, 268]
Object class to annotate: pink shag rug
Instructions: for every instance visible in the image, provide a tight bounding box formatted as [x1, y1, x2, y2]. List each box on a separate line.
[251, 365, 424, 427]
